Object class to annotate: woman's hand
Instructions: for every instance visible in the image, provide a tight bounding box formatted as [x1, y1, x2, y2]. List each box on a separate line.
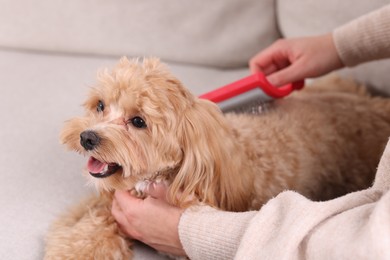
[249, 33, 344, 86]
[111, 183, 186, 256]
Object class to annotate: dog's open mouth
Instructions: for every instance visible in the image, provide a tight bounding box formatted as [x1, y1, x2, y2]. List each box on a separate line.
[87, 156, 122, 178]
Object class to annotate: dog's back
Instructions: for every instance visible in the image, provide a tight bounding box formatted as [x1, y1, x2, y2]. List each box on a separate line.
[226, 77, 390, 208]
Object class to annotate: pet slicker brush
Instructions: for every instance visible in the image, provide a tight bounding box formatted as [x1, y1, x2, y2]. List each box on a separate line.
[200, 72, 304, 113]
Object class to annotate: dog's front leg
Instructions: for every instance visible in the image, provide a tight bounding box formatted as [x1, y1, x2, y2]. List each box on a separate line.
[44, 194, 132, 260]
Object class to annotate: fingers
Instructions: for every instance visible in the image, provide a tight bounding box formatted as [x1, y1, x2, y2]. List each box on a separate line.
[114, 190, 140, 212]
[112, 191, 144, 239]
[113, 182, 168, 212]
[111, 199, 130, 230]
[249, 50, 280, 75]
[111, 196, 132, 236]
[145, 181, 169, 200]
[111, 192, 133, 225]
[111, 189, 186, 256]
[111, 198, 123, 221]
[266, 59, 307, 86]
[250, 34, 344, 87]
[250, 55, 303, 86]
[249, 39, 301, 86]
[249, 39, 289, 75]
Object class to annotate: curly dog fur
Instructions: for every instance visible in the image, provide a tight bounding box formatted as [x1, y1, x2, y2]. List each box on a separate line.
[45, 58, 390, 259]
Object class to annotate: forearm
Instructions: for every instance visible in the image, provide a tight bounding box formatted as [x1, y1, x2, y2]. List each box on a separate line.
[178, 141, 390, 259]
[333, 4, 390, 66]
[179, 189, 390, 259]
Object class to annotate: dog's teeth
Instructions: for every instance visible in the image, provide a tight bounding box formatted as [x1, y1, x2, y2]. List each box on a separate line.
[103, 164, 109, 172]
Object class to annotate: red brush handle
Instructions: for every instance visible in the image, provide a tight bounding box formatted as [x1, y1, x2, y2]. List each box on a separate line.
[199, 72, 304, 103]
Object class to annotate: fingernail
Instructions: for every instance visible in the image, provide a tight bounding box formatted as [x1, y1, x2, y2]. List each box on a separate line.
[145, 181, 155, 193]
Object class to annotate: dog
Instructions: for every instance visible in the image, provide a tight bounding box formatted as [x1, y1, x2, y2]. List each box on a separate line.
[45, 57, 390, 259]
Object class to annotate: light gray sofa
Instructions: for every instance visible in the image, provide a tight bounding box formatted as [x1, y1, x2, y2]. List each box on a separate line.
[1, 1, 388, 259]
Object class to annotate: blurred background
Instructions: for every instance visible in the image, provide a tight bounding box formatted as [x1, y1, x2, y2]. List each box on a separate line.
[0, 0, 388, 259]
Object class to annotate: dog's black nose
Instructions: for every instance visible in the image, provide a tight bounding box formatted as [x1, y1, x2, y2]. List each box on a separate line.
[80, 131, 100, 151]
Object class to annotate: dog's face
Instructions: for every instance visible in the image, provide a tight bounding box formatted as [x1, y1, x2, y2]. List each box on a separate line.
[61, 57, 250, 210]
[61, 58, 195, 191]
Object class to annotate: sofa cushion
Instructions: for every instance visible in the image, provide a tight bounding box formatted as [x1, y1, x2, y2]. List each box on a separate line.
[0, 0, 280, 68]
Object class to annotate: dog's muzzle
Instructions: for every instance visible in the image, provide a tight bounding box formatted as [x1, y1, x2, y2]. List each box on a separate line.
[80, 131, 100, 151]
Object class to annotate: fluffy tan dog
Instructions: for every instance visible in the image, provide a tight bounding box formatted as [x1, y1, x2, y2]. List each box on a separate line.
[45, 57, 390, 259]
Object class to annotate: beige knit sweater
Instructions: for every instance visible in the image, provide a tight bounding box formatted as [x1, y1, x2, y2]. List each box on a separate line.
[178, 5, 390, 260]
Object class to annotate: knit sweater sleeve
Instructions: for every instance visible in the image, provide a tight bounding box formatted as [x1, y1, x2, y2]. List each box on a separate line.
[178, 140, 390, 260]
[178, 206, 257, 259]
[179, 191, 390, 260]
[333, 4, 390, 67]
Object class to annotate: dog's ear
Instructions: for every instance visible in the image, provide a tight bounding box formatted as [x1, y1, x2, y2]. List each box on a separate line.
[169, 99, 252, 211]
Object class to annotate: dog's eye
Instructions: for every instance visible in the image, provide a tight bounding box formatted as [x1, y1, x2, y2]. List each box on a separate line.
[97, 100, 105, 112]
[130, 116, 147, 128]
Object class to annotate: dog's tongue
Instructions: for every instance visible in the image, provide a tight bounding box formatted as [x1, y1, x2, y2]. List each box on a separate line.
[87, 157, 107, 174]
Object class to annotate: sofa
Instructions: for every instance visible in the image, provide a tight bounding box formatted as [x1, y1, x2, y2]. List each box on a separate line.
[1, 1, 388, 259]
